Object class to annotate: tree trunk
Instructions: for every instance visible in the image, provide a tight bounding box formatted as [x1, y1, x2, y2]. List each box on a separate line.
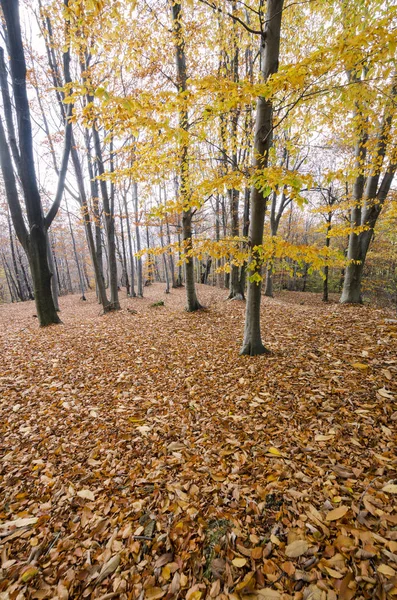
[0, 0, 74, 325]
[123, 191, 136, 297]
[171, 0, 201, 311]
[227, 9, 244, 301]
[46, 230, 60, 310]
[341, 74, 397, 303]
[240, 0, 284, 355]
[66, 198, 86, 300]
[133, 182, 143, 296]
[118, 196, 131, 296]
[239, 187, 250, 294]
[70, 135, 110, 310]
[322, 221, 331, 302]
[92, 129, 120, 309]
[17, 242, 34, 300]
[7, 209, 24, 300]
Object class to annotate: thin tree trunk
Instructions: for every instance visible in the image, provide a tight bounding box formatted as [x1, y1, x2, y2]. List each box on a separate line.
[171, 0, 201, 311]
[228, 5, 244, 300]
[16, 242, 34, 300]
[323, 220, 332, 302]
[92, 129, 119, 309]
[163, 185, 176, 288]
[46, 230, 60, 310]
[70, 136, 109, 310]
[2, 254, 16, 302]
[7, 209, 24, 300]
[123, 190, 136, 297]
[65, 198, 86, 300]
[118, 196, 130, 296]
[239, 187, 250, 294]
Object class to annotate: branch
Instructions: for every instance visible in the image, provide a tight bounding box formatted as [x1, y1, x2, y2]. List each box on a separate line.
[197, 0, 263, 35]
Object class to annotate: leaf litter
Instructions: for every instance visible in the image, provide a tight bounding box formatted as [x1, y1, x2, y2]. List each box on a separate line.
[0, 284, 396, 599]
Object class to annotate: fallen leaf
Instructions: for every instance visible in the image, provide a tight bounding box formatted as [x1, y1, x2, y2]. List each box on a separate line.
[0, 517, 38, 529]
[96, 554, 120, 584]
[285, 540, 310, 558]
[267, 447, 283, 456]
[20, 566, 39, 583]
[315, 434, 334, 441]
[77, 489, 95, 501]
[382, 484, 397, 494]
[256, 589, 281, 599]
[326, 505, 349, 521]
[351, 363, 368, 370]
[232, 557, 247, 567]
[377, 564, 396, 577]
[145, 587, 165, 600]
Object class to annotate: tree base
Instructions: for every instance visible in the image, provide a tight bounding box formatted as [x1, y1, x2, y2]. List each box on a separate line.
[185, 303, 204, 313]
[39, 314, 62, 327]
[228, 292, 245, 301]
[103, 303, 121, 313]
[240, 342, 271, 356]
[339, 295, 363, 305]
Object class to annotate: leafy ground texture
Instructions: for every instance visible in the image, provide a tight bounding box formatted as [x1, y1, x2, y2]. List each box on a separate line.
[0, 284, 396, 600]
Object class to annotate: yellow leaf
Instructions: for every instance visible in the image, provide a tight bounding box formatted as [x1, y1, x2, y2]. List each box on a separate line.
[162, 565, 171, 580]
[145, 587, 166, 600]
[325, 505, 349, 521]
[232, 557, 247, 567]
[377, 564, 396, 577]
[268, 447, 282, 456]
[351, 362, 368, 370]
[20, 566, 39, 583]
[235, 571, 255, 591]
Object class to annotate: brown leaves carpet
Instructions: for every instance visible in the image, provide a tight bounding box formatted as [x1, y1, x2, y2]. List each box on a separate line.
[0, 284, 396, 600]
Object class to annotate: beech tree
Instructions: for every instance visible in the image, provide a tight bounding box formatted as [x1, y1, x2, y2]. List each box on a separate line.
[240, 0, 284, 355]
[340, 73, 397, 304]
[171, 0, 202, 312]
[0, 0, 72, 326]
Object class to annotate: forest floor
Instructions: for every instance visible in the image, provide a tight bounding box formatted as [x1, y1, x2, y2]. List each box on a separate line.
[0, 284, 396, 600]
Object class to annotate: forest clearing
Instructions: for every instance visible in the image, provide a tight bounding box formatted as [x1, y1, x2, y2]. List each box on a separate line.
[1, 0, 397, 597]
[1, 286, 396, 599]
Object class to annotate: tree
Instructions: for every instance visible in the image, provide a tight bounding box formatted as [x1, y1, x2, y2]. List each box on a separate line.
[340, 73, 397, 303]
[171, 0, 202, 312]
[0, 0, 72, 325]
[240, 0, 284, 355]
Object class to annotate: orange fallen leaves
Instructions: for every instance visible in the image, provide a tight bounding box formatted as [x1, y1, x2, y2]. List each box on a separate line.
[0, 285, 396, 599]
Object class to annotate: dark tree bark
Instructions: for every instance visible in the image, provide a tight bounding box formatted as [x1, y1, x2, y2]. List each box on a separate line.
[240, 0, 284, 355]
[0, 0, 72, 325]
[92, 130, 120, 309]
[171, 0, 202, 312]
